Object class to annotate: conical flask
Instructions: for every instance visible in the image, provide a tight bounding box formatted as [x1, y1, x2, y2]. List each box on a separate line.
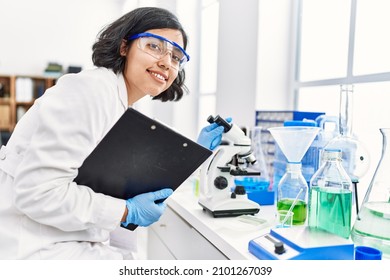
[351, 128, 390, 258]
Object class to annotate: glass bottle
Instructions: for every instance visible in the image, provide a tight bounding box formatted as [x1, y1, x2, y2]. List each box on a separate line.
[308, 148, 353, 238]
[351, 128, 390, 258]
[277, 162, 308, 225]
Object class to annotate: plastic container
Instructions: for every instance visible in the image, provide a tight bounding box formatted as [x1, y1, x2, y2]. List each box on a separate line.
[308, 148, 353, 238]
[354, 246, 382, 260]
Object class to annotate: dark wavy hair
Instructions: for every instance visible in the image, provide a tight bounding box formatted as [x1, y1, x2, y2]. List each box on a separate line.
[92, 7, 189, 102]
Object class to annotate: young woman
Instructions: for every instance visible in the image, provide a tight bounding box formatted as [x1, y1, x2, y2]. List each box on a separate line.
[0, 7, 225, 259]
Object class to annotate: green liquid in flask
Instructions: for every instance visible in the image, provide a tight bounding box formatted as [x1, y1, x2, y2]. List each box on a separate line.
[308, 187, 352, 238]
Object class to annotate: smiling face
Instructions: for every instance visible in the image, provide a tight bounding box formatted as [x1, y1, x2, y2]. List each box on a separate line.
[120, 28, 185, 105]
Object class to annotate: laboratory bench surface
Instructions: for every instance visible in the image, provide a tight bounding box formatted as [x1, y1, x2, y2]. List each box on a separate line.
[148, 181, 277, 260]
[147, 181, 388, 260]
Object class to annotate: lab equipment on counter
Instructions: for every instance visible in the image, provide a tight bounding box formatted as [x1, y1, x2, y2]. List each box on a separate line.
[198, 115, 260, 217]
[309, 148, 353, 239]
[255, 111, 325, 186]
[248, 226, 354, 260]
[273, 120, 321, 189]
[324, 85, 370, 181]
[234, 126, 273, 205]
[277, 187, 303, 228]
[276, 210, 294, 228]
[354, 246, 382, 260]
[268, 126, 320, 225]
[351, 128, 390, 258]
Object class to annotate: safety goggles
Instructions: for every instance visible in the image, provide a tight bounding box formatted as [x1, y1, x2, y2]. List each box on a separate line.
[128, 32, 190, 70]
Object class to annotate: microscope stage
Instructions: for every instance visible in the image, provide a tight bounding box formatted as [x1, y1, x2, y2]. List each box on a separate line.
[199, 200, 260, 218]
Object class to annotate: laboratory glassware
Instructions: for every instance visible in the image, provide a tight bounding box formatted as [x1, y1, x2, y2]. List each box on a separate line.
[268, 126, 320, 225]
[273, 120, 320, 189]
[309, 148, 353, 238]
[351, 128, 390, 258]
[325, 85, 370, 180]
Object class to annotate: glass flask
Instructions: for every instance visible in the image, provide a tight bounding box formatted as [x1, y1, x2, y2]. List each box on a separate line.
[351, 128, 390, 258]
[325, 85, 370, 180]
[308, 149, 353, 238]
[277, 162, 308, 225]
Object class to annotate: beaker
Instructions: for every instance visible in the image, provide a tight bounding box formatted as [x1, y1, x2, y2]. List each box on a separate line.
[351, 128, 390, 258]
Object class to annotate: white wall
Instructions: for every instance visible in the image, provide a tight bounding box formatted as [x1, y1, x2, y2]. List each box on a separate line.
[256, 0, 294, 111]
[215, 0, 259, 127]
[215, 0, 294, 128]
[0, 0, 123, 75]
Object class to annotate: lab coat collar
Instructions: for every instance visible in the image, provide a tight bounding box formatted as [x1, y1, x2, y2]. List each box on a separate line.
[116, 72, 128, 110]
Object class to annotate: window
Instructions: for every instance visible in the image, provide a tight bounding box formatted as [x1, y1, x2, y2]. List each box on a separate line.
[294, 0, 390, 194]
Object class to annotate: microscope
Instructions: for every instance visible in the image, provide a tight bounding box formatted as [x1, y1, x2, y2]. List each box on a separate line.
[198, 115, 261, 217]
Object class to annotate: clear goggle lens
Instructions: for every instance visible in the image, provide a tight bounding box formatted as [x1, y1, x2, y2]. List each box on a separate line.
[128, 33, 189, 70]
[137, 36, 188, 70]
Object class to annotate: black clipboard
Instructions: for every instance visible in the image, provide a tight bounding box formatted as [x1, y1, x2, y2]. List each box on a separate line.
[74, 108, 212, 230]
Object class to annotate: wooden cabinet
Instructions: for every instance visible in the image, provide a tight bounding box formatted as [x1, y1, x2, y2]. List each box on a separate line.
[0, 75, 56, 132]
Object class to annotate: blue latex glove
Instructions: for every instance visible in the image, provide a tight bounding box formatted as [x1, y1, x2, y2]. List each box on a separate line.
[197, 117, 232, 150]
[122, 188, 173, 227]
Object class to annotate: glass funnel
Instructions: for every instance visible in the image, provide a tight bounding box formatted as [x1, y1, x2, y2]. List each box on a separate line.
[269, 126, 320, 225]
[268, 126, 320, 163]
[351, 128, 390, 258]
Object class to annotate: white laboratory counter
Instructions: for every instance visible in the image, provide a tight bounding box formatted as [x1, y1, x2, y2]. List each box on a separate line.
[148, 181, 277, 260]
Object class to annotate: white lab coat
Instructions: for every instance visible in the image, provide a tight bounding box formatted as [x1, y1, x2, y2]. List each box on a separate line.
[0, 68, 137, 259]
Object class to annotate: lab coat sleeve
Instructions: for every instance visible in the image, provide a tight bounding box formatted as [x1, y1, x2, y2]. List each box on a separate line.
[13, 72, 126, 232]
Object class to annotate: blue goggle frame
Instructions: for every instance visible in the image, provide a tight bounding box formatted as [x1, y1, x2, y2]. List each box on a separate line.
[128, 32, 190, 64]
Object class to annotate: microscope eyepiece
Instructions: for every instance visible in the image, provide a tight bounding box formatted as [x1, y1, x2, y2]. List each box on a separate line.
[207, 115, 232, 132]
